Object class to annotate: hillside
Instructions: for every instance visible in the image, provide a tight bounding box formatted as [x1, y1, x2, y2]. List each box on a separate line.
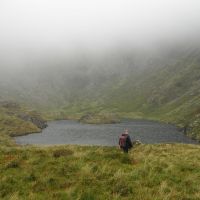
[0, 48, 200, 200]
[101, 48, 200, 140]
[60, 48, 200, 140]
[0, 47, 200, 140]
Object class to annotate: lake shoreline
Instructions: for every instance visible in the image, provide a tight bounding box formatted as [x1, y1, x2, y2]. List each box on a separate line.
[14, 119, 199, 146]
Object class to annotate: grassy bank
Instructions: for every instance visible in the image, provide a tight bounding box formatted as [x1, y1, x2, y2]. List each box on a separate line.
[0, 102, 47, 137]
[0, 143, 200, 200]
[0, 102, 200, 199]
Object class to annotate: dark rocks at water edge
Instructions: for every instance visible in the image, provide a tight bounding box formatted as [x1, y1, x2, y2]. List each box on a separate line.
[17, 113, 47, 129]
[0, 101, 47, 130]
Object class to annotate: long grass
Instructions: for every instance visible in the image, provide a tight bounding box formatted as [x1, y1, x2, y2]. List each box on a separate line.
[0, 102, 200, 199]
[0, 143, 200, 200]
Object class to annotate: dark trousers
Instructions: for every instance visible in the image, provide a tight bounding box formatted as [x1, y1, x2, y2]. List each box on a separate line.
[122, 147, 128, 153]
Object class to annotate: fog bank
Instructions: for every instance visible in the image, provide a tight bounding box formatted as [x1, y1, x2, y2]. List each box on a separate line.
[0, 0, 200, 71]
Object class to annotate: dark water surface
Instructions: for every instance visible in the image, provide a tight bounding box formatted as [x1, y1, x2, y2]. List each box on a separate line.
[15, 120, 198, 146]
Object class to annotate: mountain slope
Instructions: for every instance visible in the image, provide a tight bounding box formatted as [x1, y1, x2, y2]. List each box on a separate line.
[0, 47, 200, 140]
[100, 49, 200, 139]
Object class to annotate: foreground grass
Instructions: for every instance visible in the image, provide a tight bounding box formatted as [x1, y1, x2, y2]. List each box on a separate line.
[0, 142, 200, 200]
[0, 105, 200, 199]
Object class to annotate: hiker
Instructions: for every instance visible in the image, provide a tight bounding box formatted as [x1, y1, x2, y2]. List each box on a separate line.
[119, 129, 133, 153]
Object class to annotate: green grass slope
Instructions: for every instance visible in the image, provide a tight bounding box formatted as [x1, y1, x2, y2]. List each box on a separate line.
[0, 102, 46, 137]
[115, 52, 200, 140]
[59, 49, 200, 140]
[0, 144, 200, 200]
[0, 48, 200, 140]
[0, 101, 199, 199]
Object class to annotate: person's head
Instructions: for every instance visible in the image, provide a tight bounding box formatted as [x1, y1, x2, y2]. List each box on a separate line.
[124, 129, 129, 134]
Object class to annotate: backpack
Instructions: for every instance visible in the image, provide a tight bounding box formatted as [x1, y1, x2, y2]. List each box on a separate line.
[119, 134, 128, 148]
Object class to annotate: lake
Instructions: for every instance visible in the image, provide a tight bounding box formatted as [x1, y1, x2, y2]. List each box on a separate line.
[14, 120, 198, 146]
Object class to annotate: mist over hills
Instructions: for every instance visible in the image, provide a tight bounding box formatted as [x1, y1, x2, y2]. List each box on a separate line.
[0, 0, 200, 140]
[1, 1, 200, 199]
[0, 43, 200, 140]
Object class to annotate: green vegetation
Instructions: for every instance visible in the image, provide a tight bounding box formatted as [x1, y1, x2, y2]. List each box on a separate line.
[1, 48, 200, 140]
[0, 101, 199, 199]
[51, 50, 200, 141]
[0, 143, 199, 200]
[0, 47, 200, 199]
[36, 50, 200, 141]
[0, 102, 46, 137]
[79, 112, 120, 124]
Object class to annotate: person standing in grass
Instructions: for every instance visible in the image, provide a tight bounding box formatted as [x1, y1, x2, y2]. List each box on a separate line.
[119, 129, 133, 153]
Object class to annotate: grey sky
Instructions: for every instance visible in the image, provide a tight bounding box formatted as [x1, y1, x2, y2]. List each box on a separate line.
[0, 0, 200, 68]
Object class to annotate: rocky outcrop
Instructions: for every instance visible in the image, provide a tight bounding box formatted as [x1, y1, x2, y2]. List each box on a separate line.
[17, 113, 47, 129]
[0, 101, 47, 133]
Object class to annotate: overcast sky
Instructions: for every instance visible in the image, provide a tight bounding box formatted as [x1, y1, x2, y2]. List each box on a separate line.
[0, 0, 200, 68]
